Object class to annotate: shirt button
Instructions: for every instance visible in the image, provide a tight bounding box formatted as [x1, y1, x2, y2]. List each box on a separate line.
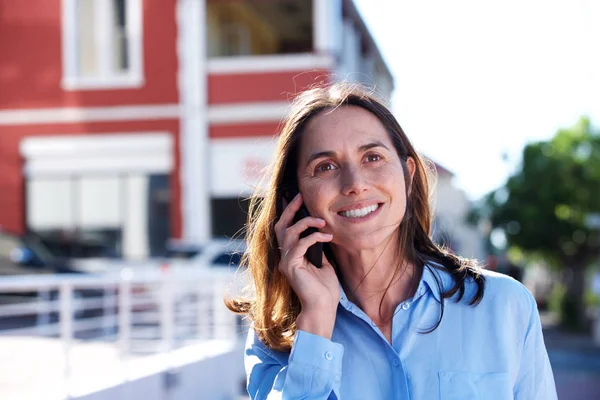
[324, 351, 333, 361]
[370, 320, 377, 327]
[401, 302, 410, 311]
[392, 358, 400, 367]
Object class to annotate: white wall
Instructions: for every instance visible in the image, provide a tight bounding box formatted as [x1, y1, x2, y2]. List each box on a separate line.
[433, 173, 486, 261]
[74, 342, 246, 400]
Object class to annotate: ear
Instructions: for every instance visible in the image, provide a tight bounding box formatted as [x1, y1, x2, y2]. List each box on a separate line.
[406, 157, 416, 195]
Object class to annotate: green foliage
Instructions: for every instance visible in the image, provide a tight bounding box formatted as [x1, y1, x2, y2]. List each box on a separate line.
[548, 282, 588, 330]
[584, 290, 600, 308]
[480, 117, 600, 329]
[548, 283, 566, 316]
[484, 117, 600, 269]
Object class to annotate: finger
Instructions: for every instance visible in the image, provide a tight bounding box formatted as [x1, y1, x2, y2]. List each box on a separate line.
[280, 218, 326, 255]
[292, 232, 333, 261]
[274, 192, 302, 244]
[279, 192, 303, 226]
[279, 232, 333, 274]
[284, 216, 326, 242]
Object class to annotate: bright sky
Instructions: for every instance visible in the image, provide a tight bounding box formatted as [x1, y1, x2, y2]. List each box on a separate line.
[354, 0, 600, 200]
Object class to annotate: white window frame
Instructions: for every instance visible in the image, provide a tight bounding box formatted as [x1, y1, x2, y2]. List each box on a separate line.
[61, 0, 144, 91]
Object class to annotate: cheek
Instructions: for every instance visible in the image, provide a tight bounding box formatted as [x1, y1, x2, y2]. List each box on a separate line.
[302, 180, 336, 216]
[372, 165, 406, 195]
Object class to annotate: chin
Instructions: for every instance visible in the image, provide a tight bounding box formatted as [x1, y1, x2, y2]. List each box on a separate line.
[332, 233, 394, 253]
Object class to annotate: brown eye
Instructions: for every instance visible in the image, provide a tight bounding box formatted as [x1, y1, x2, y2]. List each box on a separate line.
[365, 154, 382, 163]
[315, 162, 336, 173]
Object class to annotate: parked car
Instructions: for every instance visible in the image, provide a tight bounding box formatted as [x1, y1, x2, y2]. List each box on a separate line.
[0, 228, 104, 311]
[0, 229, 81, 276]
[187, 239, 246, 269]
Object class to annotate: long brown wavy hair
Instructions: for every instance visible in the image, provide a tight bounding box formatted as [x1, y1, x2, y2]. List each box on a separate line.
[226, 82, 486, 352]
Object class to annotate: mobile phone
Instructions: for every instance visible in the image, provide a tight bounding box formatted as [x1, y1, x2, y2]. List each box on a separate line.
[282, 188, 323, 268]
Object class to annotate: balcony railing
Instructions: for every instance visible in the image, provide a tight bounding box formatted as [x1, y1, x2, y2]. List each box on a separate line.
[0, 267, 246, 399]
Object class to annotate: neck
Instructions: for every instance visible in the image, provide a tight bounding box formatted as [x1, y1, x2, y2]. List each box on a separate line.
[332, 238, 422, 323]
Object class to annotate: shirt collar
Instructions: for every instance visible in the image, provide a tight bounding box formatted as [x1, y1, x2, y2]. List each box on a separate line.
[418, 263, 453, 304]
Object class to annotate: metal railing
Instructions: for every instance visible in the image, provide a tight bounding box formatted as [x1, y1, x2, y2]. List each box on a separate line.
[0, 266, 244, 397]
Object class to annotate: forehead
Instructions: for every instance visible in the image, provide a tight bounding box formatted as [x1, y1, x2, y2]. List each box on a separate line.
[300, 105, 392, 152]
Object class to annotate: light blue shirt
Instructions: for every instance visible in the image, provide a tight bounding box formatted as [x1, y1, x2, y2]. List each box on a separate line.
[244, 266, 557, 399]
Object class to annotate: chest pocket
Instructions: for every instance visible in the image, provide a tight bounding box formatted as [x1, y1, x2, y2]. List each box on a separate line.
[439, 371, 513, 400]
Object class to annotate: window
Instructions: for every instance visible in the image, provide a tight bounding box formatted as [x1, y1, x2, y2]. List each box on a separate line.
[26, 174, 171, 260]
[206, 0, 312, 57]
[220, 23, 251, 56]
[62, 0, 143, 90]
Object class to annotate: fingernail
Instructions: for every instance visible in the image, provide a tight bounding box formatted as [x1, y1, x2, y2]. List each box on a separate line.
[316, 218, 325, 223]
[325, 233, 333, 238]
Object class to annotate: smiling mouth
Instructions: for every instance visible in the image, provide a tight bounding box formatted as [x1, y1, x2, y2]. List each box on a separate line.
[338, 204, 380, 218]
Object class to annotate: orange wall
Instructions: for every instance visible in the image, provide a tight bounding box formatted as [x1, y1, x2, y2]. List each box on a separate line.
[208, 69, 331, 104]
[210, 122, 281, 138]
[0, 0, 179, 109]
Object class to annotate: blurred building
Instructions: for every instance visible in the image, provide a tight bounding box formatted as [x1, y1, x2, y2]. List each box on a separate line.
[0, 0, 393, 259]
[431, 162, 486, 261]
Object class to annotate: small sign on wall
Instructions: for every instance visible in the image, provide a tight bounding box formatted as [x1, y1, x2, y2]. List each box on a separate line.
[210, 137, 277, 197]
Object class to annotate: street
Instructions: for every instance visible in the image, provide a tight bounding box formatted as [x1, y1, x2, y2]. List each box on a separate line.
[544, 326, 600, 399]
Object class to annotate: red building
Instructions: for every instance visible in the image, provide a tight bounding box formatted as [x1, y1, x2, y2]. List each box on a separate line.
[0, 0, 392, 259]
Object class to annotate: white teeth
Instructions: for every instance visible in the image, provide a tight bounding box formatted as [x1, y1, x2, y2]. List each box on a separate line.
[340, 204, 379, 218]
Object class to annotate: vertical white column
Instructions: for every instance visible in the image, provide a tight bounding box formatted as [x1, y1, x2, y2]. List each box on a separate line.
[123, 174, 149, 260]
[313, 0, 342, 56]
[177, 0, 210, 245]
[96, 0, 112, 76]
[61, 0, 77, 80]
[341, 20, 361, 80]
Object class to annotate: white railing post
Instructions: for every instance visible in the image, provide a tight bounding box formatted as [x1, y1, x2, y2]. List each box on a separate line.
[197, 280, 210, 339]
[102, 284, 115, 337]
[160, 273, 175, 352]
[36, 289, 51, 335]
[118, 279, 131, 357]
[59, 283, 73, 395]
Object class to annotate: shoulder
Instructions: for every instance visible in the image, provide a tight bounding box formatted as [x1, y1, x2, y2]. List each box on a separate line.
[429, 263, 537, 320]
[425, 262, 534, 310]
[478, 268, 535, 307]
[467, 269, 538, 331]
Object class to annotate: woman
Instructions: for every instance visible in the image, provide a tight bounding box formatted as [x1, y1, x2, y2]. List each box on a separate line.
[226, 83, 556, 399]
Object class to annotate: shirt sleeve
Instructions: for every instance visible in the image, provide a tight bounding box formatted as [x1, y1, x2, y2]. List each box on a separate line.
[245, 329, 344, 399]
[513, 293, 557, 400]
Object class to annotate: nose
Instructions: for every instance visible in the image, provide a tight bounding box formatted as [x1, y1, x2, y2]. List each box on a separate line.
[340, 165, 368, 196]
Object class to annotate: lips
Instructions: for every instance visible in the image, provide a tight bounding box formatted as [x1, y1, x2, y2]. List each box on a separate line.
[337, 203, 381, 218]
[337, 200, 383, 219]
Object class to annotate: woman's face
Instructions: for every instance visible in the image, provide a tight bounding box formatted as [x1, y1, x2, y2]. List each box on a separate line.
[296, 105, 415, 252]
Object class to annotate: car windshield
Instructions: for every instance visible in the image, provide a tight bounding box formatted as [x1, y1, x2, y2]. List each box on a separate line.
[21, 235, 55, 264]
[212, 252, 244, 267]
[0, 233, 22, 260]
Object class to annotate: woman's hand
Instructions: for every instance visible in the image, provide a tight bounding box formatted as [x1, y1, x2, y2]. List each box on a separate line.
[274, 193, 340, 339]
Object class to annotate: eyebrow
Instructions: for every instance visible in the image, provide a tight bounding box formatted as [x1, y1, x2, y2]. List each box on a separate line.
[305, 140, 390, 166]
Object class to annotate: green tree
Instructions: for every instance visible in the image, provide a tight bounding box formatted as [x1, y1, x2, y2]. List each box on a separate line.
[484, 117, 600, 329]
